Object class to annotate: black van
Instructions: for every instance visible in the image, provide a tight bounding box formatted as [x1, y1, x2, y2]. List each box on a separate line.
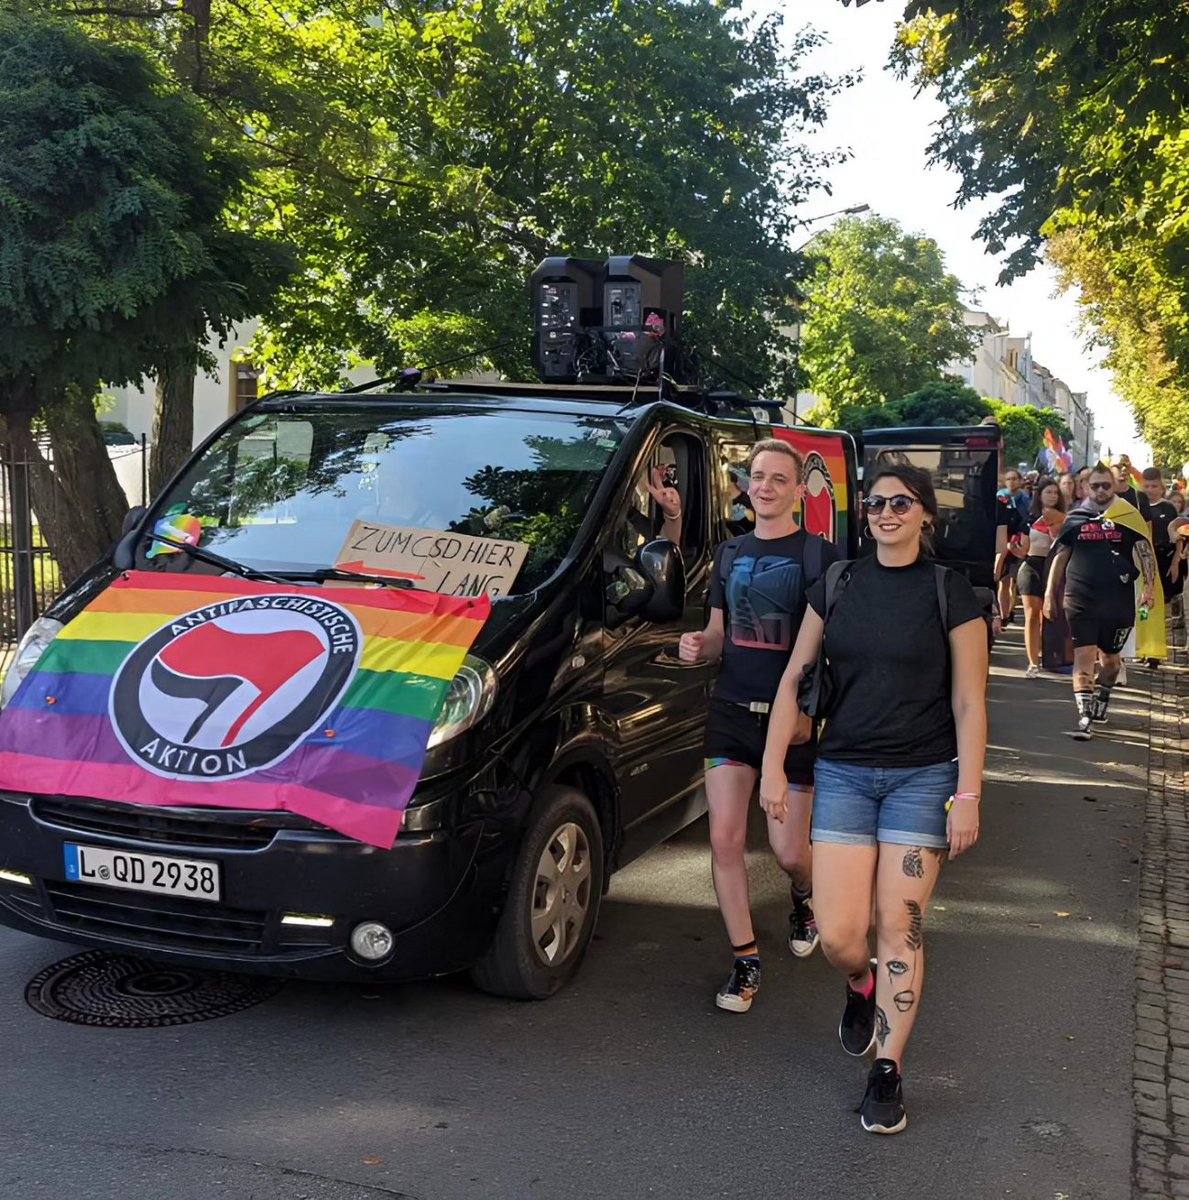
[0, 383, 856, 998]
[859, 425, 1003, 589]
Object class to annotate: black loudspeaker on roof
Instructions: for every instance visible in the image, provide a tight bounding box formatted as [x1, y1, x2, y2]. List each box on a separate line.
[531, 255, 685, 385]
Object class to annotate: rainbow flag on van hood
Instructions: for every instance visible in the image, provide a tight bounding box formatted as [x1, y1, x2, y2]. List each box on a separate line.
[0, 573, 491, 848]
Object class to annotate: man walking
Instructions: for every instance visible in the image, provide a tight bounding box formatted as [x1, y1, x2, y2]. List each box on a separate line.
[678, 438, 838, 1012]
[1045, 465, 1157, 739]
[998, 469, 1030, 622]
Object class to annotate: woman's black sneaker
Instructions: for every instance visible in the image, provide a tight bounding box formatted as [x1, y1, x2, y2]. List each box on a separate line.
[715, 956, 761, 1013]
[839, 976, 877, 1056]
[859, 1058, 908, 1134]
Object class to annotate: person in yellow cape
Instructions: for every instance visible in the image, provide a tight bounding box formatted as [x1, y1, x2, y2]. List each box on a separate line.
[1045, 464, 1159, 739]
[1104, 493, 1166, 662]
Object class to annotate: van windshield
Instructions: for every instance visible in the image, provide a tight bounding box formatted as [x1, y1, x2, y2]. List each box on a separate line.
[158, 406, 626, 595]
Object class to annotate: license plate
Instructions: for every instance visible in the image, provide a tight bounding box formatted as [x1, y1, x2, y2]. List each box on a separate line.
[63, 843, 221, 902]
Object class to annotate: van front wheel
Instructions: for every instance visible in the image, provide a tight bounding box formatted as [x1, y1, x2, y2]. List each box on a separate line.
[470, 786, 605, 1000]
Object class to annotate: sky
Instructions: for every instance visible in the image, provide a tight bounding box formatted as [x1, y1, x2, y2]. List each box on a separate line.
[776, 0, 1151, 463]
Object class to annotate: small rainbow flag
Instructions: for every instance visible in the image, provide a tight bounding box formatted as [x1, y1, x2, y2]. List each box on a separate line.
[0, 573, 490, 848]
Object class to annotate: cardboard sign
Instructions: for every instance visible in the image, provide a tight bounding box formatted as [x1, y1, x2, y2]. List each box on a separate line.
[335, 521, 530, 599]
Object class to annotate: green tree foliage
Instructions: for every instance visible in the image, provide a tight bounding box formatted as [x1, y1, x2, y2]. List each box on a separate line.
[798, 215, 979, 422]
[893, 0, 1189, 463]
[0, 11, 284, 579]
[47, 0, 849, 397]
[984, 401, 1074, 473]
[830, 380, 990, 438]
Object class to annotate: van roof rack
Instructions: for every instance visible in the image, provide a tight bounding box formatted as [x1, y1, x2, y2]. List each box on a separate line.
[338, 372, 786, 422]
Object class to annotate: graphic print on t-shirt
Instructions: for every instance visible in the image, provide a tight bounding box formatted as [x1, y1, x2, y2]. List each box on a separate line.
[726, 555, 805, 650]
[1055, 508, 1143, 614]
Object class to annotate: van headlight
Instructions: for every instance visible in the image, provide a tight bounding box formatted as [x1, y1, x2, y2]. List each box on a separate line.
[427, 654, 497, 748]
[0, 616, 64, 709]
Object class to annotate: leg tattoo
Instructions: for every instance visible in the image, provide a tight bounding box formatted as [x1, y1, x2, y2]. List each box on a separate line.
[875, 1005, 890, 1047]
[893, 990, 916, 1012]
[905, 900, 923, 951]
[902, 847, 924, 879]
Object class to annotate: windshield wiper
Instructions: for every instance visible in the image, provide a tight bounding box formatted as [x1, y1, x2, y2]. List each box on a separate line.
[268, 566, 413, 589]
[146, 535, 413, 590]
[146, 533, 294, 585]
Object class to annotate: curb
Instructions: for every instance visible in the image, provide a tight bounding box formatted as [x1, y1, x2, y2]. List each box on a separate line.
[1134, 619, 1189, 1199]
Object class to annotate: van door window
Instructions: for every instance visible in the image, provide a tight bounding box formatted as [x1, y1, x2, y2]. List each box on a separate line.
[721, 443, 756, 536]
[615, 432, 707, 568]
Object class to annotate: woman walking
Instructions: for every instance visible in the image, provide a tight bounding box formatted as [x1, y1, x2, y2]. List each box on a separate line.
[1019, 478, 1067, 677]
[759, 464, 988, 1134]
[1058, 472, 1078, 510]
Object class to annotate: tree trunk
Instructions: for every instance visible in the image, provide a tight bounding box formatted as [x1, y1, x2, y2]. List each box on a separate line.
[150, 347, 198, 498]
[2, 404, 119, 589]
[178, 0, 212, 92]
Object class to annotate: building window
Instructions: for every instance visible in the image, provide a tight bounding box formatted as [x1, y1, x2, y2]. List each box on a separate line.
[233, 361, 262, 411]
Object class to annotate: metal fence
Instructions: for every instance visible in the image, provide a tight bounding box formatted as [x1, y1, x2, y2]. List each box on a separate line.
[0, 438, 148, 644]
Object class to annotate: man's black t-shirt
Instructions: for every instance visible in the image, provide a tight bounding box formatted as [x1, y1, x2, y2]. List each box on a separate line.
[1117, 485, 1152, 522]
[996, 493, 1026, 543]
[1053, 505, 1145, 618]
[709, 529, 838, 705]
[806, 557, 985, 767]
[1150, 499, 1177, 547]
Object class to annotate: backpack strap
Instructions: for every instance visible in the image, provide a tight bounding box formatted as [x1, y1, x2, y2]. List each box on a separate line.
[933, 564, 949, 630]
[716, 539, 742, 615]
[804, 533, 822, 586]
[821, 559, 851, 619]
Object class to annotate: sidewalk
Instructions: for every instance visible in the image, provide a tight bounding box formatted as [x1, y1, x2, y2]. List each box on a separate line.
[1133, 619, 1189, 1198]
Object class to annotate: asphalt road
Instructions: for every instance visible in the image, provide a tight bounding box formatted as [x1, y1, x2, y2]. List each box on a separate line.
[0, 629, 1145, 1200]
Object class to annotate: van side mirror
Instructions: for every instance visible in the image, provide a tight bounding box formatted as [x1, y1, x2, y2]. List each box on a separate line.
[112, 506, 147, 569]
[637, 539, 685, 622]
[602, 540, 685, 626]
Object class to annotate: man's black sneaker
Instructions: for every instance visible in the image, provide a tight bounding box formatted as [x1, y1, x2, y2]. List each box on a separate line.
[788, 890, 820, 958]
[860, 1058, 907, 1134]
[715, 956, 761, 1013]
[839, 975, 877, 1056]
[1067, 713, 1094, 741]
[1091, 694, 1110, 723]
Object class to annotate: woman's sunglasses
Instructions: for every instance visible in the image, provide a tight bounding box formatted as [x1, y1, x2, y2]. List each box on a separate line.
[863, 494, 920, 516]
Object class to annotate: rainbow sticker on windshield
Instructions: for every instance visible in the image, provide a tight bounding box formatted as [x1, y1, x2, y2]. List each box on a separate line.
[146, 507, 204, 559]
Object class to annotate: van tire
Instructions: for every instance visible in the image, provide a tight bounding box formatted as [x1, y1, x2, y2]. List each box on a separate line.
[470, 786, 605, 1000]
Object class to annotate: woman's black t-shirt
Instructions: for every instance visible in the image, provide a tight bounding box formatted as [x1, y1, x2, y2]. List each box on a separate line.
[806, 557, 985, 767]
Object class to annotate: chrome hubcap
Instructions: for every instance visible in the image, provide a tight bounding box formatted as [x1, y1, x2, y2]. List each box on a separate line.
[531, 821, 592, 965]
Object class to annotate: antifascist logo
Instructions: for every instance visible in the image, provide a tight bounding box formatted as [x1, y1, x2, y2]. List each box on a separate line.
[801, 452, 837, 542]
[110, 594, 362, 781]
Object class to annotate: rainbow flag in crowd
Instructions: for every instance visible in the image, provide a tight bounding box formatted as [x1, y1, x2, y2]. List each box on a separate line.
[0, 573, 490, 847]
[1039, 428, 1073, 474]
[1113, 456, 1143, 488]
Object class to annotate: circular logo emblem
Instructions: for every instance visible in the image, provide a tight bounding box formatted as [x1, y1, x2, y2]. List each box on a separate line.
[801, 452, 837, 541]
[110, 594, 362, 781]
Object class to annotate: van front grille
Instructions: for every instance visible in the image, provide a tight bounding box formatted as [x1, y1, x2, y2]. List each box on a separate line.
[31, 798, 317, 851]
[43, 880, 270, 954]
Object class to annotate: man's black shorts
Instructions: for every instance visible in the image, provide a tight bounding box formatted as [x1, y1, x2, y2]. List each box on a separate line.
[1066, 609, 1133, 655]
[703, 698, 816, 789]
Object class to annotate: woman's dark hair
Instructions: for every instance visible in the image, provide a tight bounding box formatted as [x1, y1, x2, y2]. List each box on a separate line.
[1029, 476, 1065, 520]
[867, 463, 941, 555]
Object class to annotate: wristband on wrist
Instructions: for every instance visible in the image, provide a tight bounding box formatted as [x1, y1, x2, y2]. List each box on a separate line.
[945, 792, 980, 811]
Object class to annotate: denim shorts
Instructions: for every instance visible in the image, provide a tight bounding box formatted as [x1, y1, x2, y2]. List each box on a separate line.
[811, 758, 958, 849]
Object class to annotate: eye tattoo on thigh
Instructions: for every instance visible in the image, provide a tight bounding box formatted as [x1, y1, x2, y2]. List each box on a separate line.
[875, 1005, 891, 1047]
[905, 900, 923, 952]
[902, 847, 924, 879]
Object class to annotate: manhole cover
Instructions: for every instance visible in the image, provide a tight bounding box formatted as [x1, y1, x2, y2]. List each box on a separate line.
[25, 950, 281, 1027]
